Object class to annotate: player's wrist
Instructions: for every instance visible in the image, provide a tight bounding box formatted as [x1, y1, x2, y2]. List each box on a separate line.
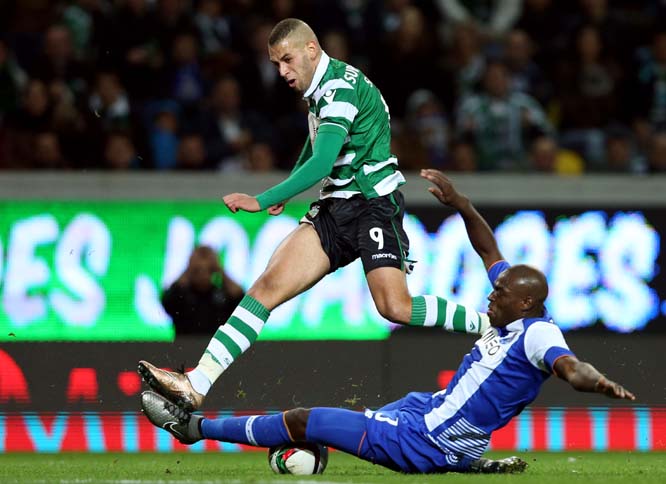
[593, 376, 606, 393]
[255, 193, 269, 211]
[453, 195, 471, 212]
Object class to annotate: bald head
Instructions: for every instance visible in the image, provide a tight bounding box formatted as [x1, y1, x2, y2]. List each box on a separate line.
[505, 265, 548, 306]
[487, 264, 549, 327]
[268, 18, 319, 48]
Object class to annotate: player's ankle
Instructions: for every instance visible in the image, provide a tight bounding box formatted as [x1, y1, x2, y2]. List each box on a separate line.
[187, 368, 212, 396]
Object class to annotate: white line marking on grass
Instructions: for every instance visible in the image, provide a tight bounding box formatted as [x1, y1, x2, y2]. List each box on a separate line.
[50, 479, 358, 484]
[270, 481, 357, 484]
[51, 480, 243, 484]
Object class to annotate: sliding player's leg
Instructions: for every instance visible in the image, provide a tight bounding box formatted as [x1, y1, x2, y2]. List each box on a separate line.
[142, 391, 525, 474]
[198, 407, 369, 456]
[141, 390, 367, 454]
[139, 223, 331, 410]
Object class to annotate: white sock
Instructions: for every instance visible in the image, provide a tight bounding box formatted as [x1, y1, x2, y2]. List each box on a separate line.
[187, 368, 212, 396]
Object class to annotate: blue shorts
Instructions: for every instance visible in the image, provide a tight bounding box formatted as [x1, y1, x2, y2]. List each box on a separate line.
[306, 392, 476, 473]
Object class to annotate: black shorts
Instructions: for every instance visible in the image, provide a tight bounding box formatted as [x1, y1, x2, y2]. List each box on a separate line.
[301, 191, 410, 274]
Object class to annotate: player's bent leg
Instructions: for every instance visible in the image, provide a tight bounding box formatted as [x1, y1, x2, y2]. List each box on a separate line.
[366, 266, 490, 334]
[195, 223, 330, 393]
[247, 223, 330, 310]
[296, 407, 402, 472]
[365, 267, 413, 324]
[195, 224, 330, 393]
[365, 265, 490, 334]
[138, 224, 330, 409]
[305, 408, 369, 457]
[283, 408, 309, 441]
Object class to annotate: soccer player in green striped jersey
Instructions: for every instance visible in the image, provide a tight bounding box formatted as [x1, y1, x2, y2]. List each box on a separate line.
[138, 18, 489, 411]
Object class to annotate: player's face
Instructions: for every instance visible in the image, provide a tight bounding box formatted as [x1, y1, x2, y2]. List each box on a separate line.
[486, 270, 522, 327]
[268, 37, 317, 93]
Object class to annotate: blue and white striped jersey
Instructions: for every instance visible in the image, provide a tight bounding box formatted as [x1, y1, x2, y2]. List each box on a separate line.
[422, 261, 575, 459]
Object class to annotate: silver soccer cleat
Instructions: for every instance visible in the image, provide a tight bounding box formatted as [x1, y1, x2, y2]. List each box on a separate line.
[469, 456, 528, 473]
[137, 360, 205, 411]
[141, 391, 203, 445]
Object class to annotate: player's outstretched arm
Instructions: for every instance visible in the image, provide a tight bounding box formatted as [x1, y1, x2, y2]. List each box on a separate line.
[264, 138, 313, 216]
[223, 129, 345, 214]
[421, 169, 503, 269]
[553, 355, 636, 400]
[222, 197, 285, 215]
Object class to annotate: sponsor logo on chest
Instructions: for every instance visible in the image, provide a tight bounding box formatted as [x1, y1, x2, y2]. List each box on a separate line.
[476, 329, 519, 360]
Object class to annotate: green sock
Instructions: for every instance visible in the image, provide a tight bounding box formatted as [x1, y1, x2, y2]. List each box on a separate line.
[410, 295, 489, 334]
[196, 295, 270, 386]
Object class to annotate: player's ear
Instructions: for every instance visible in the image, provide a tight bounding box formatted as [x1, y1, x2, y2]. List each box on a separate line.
[520, 296, 534, 313]
[306, 40, 318, 59]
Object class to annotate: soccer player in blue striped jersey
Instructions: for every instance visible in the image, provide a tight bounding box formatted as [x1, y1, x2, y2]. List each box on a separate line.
[138, 18, 490, 411]
[141, 169, 635, 474]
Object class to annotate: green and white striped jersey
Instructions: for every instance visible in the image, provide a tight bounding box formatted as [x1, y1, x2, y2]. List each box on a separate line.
[303, 52, 405, 199]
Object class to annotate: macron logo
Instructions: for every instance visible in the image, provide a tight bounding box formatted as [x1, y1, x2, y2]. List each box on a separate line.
[372, 253, 398, 260]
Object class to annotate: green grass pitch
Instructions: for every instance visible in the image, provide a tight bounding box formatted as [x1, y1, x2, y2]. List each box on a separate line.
[1, 451, 664, 483]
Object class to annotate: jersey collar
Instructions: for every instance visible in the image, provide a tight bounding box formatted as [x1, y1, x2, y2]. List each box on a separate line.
[500, 312, 554, 336]
[498, 319, 524, 337]
[303, 51, 330, 99]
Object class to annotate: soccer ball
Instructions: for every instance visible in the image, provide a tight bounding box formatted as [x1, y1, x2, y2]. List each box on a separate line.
[268, 443, 329, 475]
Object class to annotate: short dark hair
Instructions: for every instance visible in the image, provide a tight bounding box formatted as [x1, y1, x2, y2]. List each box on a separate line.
[268, 18, 304, 46]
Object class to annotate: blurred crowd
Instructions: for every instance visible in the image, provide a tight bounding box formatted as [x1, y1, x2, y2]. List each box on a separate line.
[0, 0, 666, 174]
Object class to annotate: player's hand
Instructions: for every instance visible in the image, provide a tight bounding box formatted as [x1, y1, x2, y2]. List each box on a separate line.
[420, 169, 467, 209]
[267, 202, 286, 216]
[223, 193, 261, 213]
[595, 376, 636, 401]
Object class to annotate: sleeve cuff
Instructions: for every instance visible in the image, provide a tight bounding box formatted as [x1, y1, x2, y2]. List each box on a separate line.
[544, 347, 575, 374]
[487, 260, 510, 284]
[256, 193, 270, 211]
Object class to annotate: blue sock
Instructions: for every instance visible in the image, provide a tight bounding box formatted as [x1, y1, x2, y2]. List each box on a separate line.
[201, 413, 292, 447]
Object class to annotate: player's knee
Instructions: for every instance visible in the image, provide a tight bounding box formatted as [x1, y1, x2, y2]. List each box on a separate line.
[284, 408, 310, 441]
[375, 300, 409, 325]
